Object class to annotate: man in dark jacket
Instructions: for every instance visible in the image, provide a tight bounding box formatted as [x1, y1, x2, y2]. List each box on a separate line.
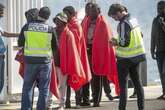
[18, 7, 57, 110]
[108, 4, 146, 110]
[151, 1, 165, 99]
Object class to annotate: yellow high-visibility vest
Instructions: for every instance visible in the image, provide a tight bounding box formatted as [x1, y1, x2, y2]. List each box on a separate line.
[116, 18, 145, 58]
[24, 31, 52, 57]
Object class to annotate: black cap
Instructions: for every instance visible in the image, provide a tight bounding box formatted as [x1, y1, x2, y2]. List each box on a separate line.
[39, 6, 50, 20]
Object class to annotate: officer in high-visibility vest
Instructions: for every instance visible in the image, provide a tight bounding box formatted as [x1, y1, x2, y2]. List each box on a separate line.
[18, 7, 57, 110]
[108, 4, 146, 110]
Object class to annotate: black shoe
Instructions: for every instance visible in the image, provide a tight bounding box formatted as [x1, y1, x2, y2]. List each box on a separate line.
[93, 103, 100, 107]
[157, 94, 165, 100]
[90, 99, 93, 102]
[113, 95, 119, 99]
[106, 94, 113, 100]
[129, 93, 137, 98]
[65, 103, 71, 108]
[80, 102, 90, 106]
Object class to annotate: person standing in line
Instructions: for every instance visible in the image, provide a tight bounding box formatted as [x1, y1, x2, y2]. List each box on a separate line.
[80, 2, 93, 106]
[52, 12, 69, 110]
[81, 2, 114, 104]
[53, 12, 86, 110]
[108, 4, 146, 110]
[0, 3, 19, 93]
[151, 1, 165, 100]
[63, 6, 91, 108]
[18, 7, 57, 110]
[82, 3, 119, 107]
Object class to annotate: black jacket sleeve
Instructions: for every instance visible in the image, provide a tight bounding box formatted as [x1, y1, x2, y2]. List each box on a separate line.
[18, 24, 28, 47]
[150, 18, 157, 54]
[51, 28, 58, 53]
[51, 28, 60, 66]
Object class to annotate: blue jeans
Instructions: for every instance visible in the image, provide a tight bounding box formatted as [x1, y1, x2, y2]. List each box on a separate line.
[0, 55, 5, 93]
[21, 63, 51, 110]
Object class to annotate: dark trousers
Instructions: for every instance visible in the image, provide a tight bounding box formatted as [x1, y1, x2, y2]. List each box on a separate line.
[117, 60, 144, 110]
[156, 56, 165, 94]
[91, 74, 103, 104]
[66, 85, 81, 105]
[80, 47, 92, 103]
[103, 76, 111, 96]
[81, 83, 90, 103]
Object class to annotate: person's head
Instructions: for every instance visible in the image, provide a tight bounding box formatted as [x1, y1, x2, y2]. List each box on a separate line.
[0, 3, 5, 18]
[25, 8, 39, 22]
[53, 12, 68, 28]
[38, 6, 50, 21]
[89, 3, 100, 20]
[85, 2, 93, 16]
[63, 6, 76, 21]
[108, 4, 128, 21]
[157, 1, 165, 16]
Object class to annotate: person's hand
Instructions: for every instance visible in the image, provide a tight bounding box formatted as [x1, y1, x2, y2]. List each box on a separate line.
[151, 52, 156, 60]
[110, 37, 118, 46]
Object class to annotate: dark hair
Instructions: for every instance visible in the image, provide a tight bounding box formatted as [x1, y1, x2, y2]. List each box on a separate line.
[157, 1, 165, 8]
[63, 6, 76, 16]
[0, 3, 4, 10]
[85, 2, 93, 9]
[108, 4, 127, 16]
[25, 8, 39, 22]
[39, 6, 50, 20]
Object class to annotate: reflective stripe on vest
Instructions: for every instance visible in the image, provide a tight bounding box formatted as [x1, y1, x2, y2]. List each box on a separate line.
[116, 27, 145, 58]
[24, 31, 52, 57]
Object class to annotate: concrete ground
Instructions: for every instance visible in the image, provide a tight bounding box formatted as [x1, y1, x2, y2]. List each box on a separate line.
[0, 86, 165, 110]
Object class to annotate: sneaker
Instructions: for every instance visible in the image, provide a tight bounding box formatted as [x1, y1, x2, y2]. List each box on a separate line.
[157, 94, 165, 100]
[129, 93, 137, 98]
[106, 94, 113, 100]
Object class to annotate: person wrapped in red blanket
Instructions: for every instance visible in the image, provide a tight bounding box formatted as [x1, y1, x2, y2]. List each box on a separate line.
[63, 6, 91, 108]
[81, 3, 119, 107]
[51, 12, 86, 110]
